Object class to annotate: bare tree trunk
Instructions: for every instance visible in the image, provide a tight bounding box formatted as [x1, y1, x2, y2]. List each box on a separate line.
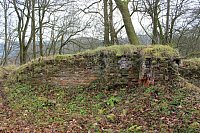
[114, 0, 140, 45]
[22, 1, 31, 63]
[13, 0, 32, 64]
[13, 0, 23, 64]
[38, 7, 44, 57]
[104, 0, 110, 45]
[38, 0, 50, 57]
[164, 0, 170, 44]
[48, 31, 54, 56]
[32, 0, 36, 59]
[158, 19, 164, 44]
[3, 2, 8, 65]
[59, 35, 64, 55]
[109, 0, 115, 45]
[152, 0, 159, 44]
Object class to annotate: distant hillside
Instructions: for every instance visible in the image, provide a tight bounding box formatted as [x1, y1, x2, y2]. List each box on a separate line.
[61, 37, 103, 54]
[0, 35, 151, 56]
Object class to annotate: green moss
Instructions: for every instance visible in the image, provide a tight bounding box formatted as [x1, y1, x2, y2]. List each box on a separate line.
[183, 58, 200, 69]
[128, 125, 143, 132]
[15, 58, 44, 73]
[55, 54, 74, 60]
[7, 58, 45, 83]
[186, 51, 200, 58]
[143, 45, 179, 58]
[8, 44, 180, 84]
[79, 44, 145, 57]
[79, 44, 179, 59]
[16, 45, 179, 72]
[0, 65, 17, 78]
[189, 122, 200, 129]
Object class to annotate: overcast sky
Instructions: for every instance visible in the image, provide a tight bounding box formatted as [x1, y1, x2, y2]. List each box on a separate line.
[0, 0, 199, 44]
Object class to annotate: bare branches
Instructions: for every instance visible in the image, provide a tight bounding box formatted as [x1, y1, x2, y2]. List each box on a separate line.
[59, 20, 91, 54]
[80, 0, 103, 17]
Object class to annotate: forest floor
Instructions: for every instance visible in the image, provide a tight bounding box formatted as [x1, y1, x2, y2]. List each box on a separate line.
[0, 78, 200, 132]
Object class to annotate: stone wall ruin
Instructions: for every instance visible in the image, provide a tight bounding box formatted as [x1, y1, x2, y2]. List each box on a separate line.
[10, 45, 181, 89]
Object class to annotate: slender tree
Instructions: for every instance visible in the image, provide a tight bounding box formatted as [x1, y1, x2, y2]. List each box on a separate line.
[38, 0, 51, 57]
[114, 0, 140, 45]
[152, 0, 159, 44]
[13, 0, 32, 64]
[104, 0, 110, 45]
[31, 0, 36, 59]
[0, 0, 9, 65]
[164, 0, 170, 44]
[109, 0, 115, 44]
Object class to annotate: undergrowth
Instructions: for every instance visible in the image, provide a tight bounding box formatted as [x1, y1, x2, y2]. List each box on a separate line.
[1, 84, 199, 132]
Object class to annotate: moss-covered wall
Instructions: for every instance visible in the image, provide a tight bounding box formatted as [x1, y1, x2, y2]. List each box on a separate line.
[11, 53, 140, 88]
[9, 45, 180, 88]
[180, 58, 200, 87]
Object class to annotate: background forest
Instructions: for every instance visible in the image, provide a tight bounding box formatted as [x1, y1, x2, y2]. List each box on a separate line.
[0, 0, 199, 65]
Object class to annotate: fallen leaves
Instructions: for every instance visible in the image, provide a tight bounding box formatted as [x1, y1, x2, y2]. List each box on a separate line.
[0, 83, 199, 132]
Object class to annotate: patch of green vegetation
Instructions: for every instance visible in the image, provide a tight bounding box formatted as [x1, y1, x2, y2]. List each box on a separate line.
[144, 86, 156, 94]
[143, 44, 179, 59]
[48, 116, 65, 123]
[55, 54, 74, 60]
[15, 58, 41, 72]
[0, 65, 17, 78]
[186, 51, 200, 58]
[170, 89, 187, 106]
[79, 44, 179, 59]
[94, 92, 106, 100]
[106, 96, 121, 107]
[183, 58, 200, 69]
[79, 44, 145, 57]
[106, 113, 116, 122]
[128, 125, 143, 133]
[2, 75, 200, 132]
[7, 84, 56, 112]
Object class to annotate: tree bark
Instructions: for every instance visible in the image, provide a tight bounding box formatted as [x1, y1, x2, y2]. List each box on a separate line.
[13, 0, 32, 64]
[104, 0, 110, 45]
[32, 0, 36, 59]
[3, 1, 8, 65]
[109, 0, 115, 45]
[38, 5, 44, 57]
[152, 0, 159, 44]
[114, 0, 140, 45]
[13, 0, 23, 64]
[164, 0, 170, 44]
